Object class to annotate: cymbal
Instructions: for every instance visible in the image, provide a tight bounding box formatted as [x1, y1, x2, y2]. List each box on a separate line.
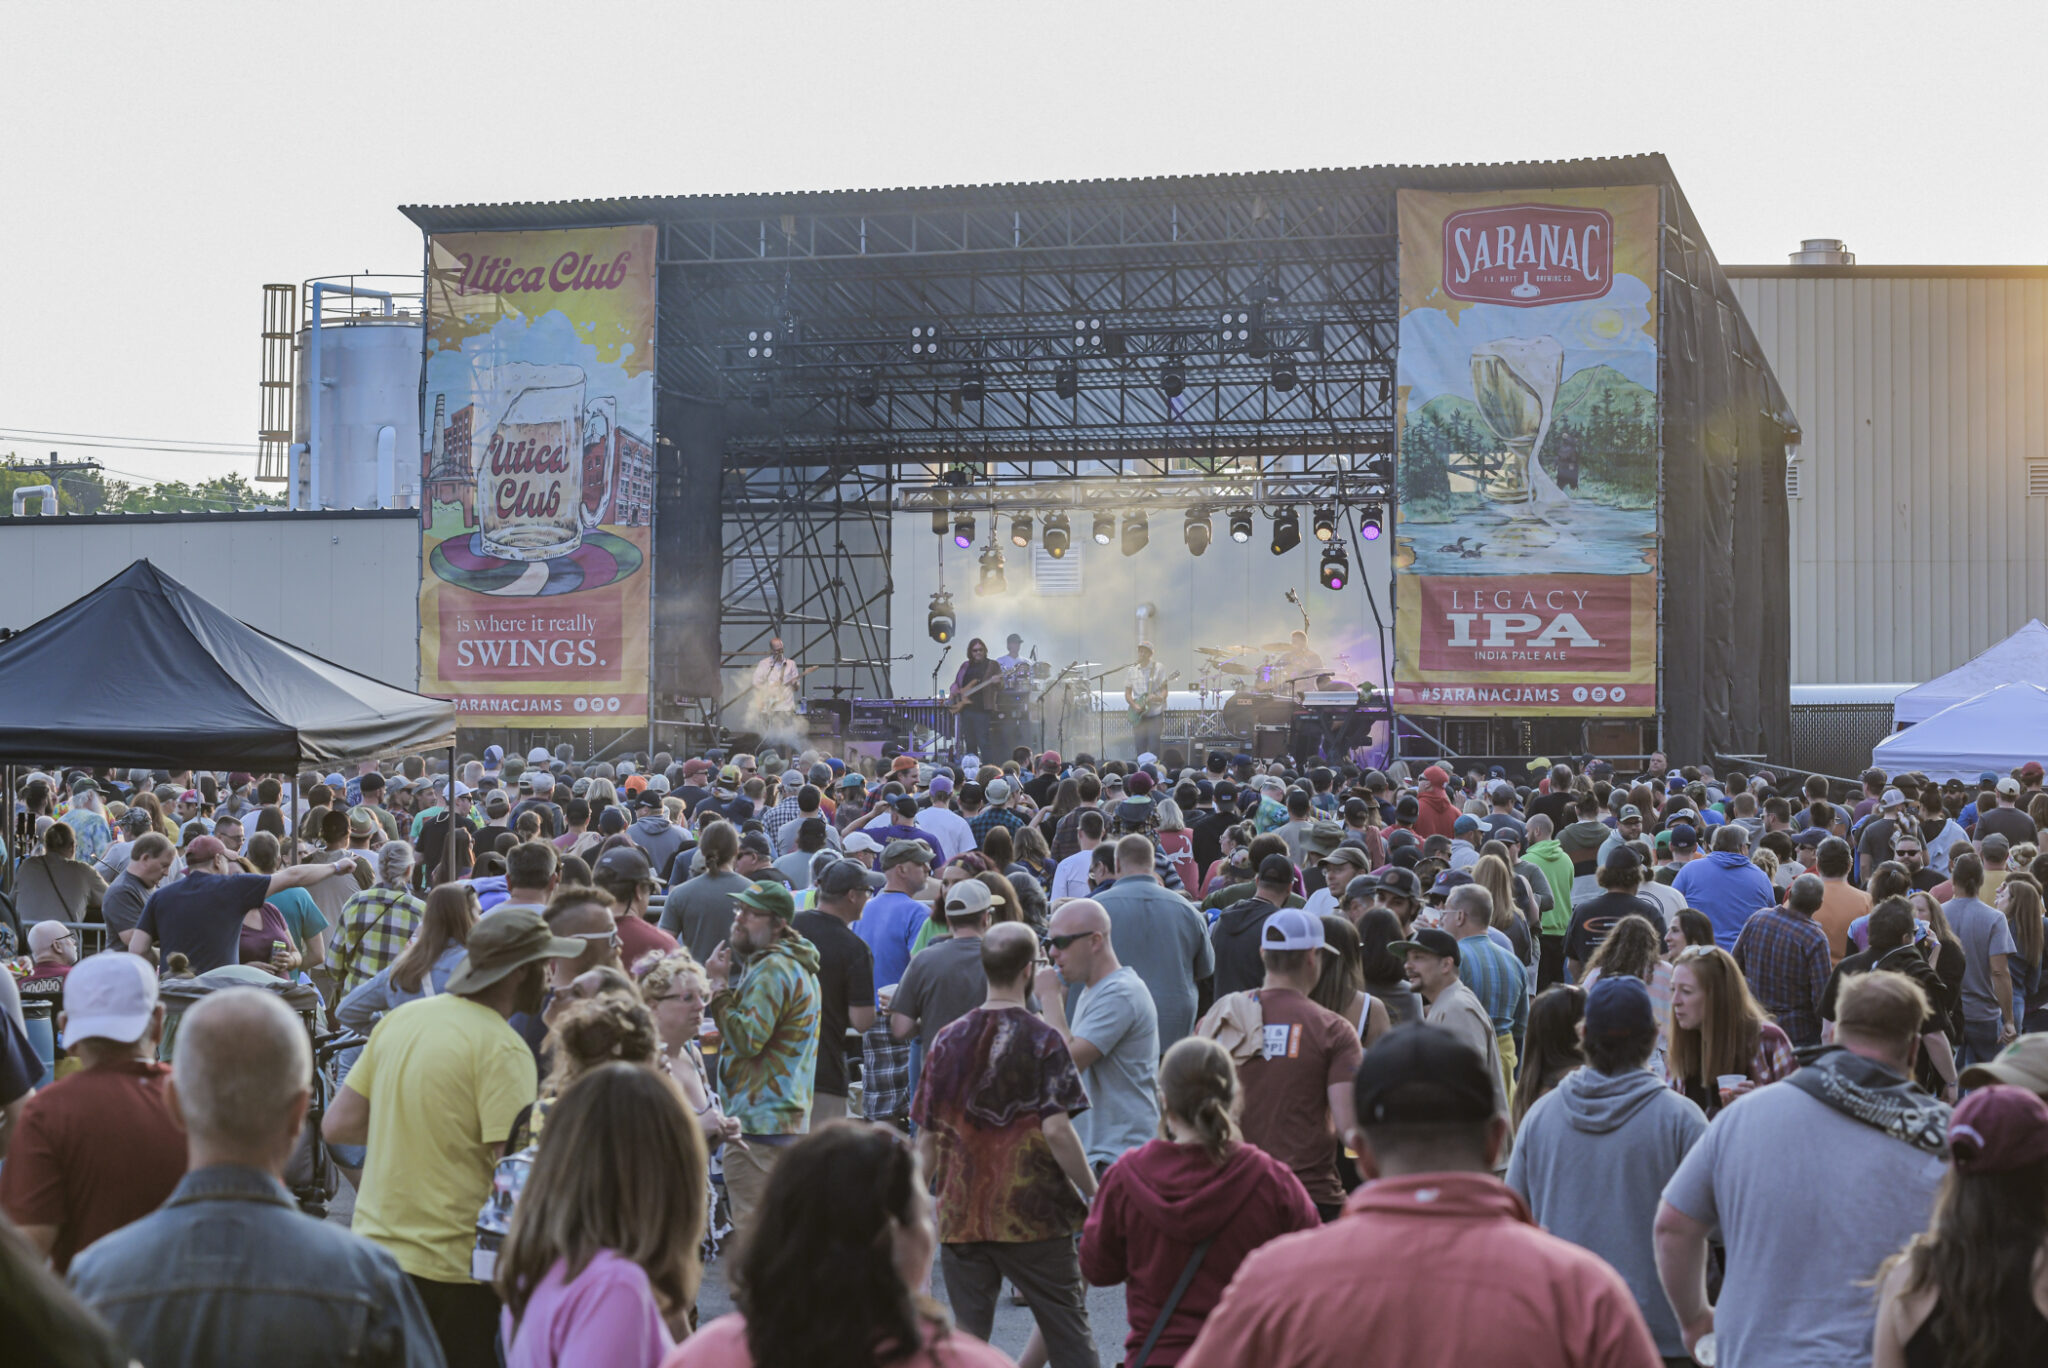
[1215, 662, 1254, 676]
[1198, 643, 1256, 657]
[1257, 641, 1297, 652]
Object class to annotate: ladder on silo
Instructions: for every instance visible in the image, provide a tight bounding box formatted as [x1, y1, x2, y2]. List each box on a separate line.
[256, 284, 296, 484]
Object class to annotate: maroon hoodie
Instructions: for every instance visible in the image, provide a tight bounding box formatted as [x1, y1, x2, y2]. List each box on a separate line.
[1413, 764, 1460, 840]
[1080, 1138, 1320, 1365]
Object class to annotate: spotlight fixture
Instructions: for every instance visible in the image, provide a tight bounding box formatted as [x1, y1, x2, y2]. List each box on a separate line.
[909, 323, 941, 358]
[960, 367, 985, 403]
[952, 514, 975, 550]
[1270, 356, 1299, 392]
[1360, 503, 1385, 542]
[1220, 303, 1265, 357]
[1043, 511, 1072, 559]
[1183, 507, 1211, 556]
[1269, 506, 1301, 555]
[1319, 544, 1350, 591]
[1010, 513, 1033, 548]
[1121, 511, 1148, 557]
[977, 545, 1007, 596]
[1092, 512, 1115, 546]
[745, 328, 775, 361]
[1228, 506, 1255, 543]
[853, 370, 879, 408]
[1159, 362, 1186, 398]
[931, 509, 949, 537]
[927, 590, 956, 644]
[1054, 363, 1078, 400]
[1312, 505, 1337, 542]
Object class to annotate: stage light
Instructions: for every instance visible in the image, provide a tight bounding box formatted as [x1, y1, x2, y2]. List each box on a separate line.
[931, 509, 949, 537]
[1360, 503, 1384, 541]
[1183, 507, 1211, 556]
[952, 514, 975, 550]
[1092, 512, 1115, 546]
[1270, 356, 1299, 392]
[1320, 545, 1350, 590]
[909, 324, 941, 358]
[1220, 303, 1265, 357]
[1122, 511, 1148, 557]
[960, 367, 985, 403]
[1159, 362, 1186, 398]
[1270, 506, 1301, 555]
[1228, 506, 1254, 543]
[1054, 363, 1078, 400]
[1312, 505, 1337, 542]
[1043, 511, 1071, 559]
[977, 545, 1007, 596]
[854, 370, 879, 407]
[927, 590, 955, 644]
[1010, 513, 1033, 548]
[749, 380, 772, 410]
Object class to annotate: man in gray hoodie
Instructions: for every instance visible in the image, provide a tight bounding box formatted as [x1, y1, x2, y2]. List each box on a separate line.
[1507, 975, 1705, 1361]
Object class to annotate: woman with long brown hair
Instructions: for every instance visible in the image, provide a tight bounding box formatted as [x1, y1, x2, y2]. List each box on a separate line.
[1998, 874, 2048, 1032]
[1512, 985, 1585, 1128]
[1078, 1038, 1319, 1368]
[1471, 851, 1533, 967]
[335, 882, 479, 1030]
[1873, 1085, 2048, 1367]
[498, 1064, 707, 1367]
[1666, 945, 1797, 1119]
[1309, 913, 1392, 1046]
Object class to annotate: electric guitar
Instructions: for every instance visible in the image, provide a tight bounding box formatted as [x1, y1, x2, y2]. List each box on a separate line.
[722, 662, 822, 716]
[1128, 670, 1182, 725]
[947, 671, 1007, 715]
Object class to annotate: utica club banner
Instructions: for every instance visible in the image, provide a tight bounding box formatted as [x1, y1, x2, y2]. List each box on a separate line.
[419, 227, 656, 727]
[1394, 187, 1660, 717]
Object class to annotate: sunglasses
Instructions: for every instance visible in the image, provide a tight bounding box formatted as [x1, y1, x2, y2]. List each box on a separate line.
[1045, 930, 1099, 951]
[571, 930, 619, 947]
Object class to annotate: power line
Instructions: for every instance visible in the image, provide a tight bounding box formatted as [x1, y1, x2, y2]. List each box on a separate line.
[0, 425, 258, 452]
[0, 435, 259, 458]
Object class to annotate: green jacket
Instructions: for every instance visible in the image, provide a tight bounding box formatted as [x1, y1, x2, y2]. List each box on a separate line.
[710, 932, 821, 1135]
[1523, 840, 1576, 936]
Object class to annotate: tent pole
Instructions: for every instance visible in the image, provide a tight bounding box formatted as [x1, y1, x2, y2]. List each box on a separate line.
[442, 744, 457, 886]
[3, 764, 13, 897]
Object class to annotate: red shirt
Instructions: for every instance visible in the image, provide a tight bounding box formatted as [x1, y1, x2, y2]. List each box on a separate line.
[1230, 988, 1362, 1208]
[0, 1058, 187, 1271]
[616, 910, 679, 970]
[1180, 1172, 1661, 1368]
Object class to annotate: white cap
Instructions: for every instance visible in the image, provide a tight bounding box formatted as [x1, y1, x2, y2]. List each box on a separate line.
[1998, 777, 2023, 797]
[1137, 752, 1158, 767]
[960, 754, 981, 776]
[1260, 907, 1327, 952]
[452, 781, 474, 798]
[59, 952, 159, 1047]
[27, 920, 71, 956]
[843, 831, 882, 855]
[526, 747, 552, 765]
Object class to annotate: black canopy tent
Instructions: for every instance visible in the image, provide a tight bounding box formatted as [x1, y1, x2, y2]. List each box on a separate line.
[0, 560, 458, 882]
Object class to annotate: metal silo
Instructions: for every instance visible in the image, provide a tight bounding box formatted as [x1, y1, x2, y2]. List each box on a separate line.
[291, 276, 424, 510]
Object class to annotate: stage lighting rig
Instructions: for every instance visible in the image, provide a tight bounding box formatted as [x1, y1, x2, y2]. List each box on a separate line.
[1158, 361, 1186, 398]
[1312, 505, 1337, 542]
[1043, 511, 1072, 559]
[1360, 503, 1385, 541]
[1010, 513, 1033, 548]
[1122, 511, 1148, 557]
[1183, 507, 1211, 556]
[1220, 303, 1265, 357]
[1092, 512, 1115, 546]
[1228, 506, 1255, 543]
[927, 590, 956, 643]
[745, 329, 776, 361]
[952, 514, 975, 550]
[1270, 356, 1299, 392]
[931, 509, 948, 538]
[1319, 544, 1350, 590]
[977, 545, 1007, 596]
[909, 324, 942, 358]
[853, 370, 879, 408]
[959, 367, 986, 403]
[1054, 363, 1078, 400]
[1270, 507, 1301, 555]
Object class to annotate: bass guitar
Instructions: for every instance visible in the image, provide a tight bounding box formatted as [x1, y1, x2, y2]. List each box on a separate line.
[947, 671, 1008, 715]
[1128, 669, 1182, 725]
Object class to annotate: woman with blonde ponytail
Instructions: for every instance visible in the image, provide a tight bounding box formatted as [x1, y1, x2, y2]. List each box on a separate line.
[1079, 1037, 1320, 1366]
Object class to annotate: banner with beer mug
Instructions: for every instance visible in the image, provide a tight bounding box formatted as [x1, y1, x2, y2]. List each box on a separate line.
[1392, 187, 1659, 717]
[418, 226, 657, 728]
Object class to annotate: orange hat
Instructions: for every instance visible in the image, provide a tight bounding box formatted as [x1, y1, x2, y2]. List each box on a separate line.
[623, 775, 648, 794]
[891, 755, 918, 773]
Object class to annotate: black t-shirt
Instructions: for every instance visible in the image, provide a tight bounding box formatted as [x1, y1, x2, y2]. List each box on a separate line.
[1527, 790, 1576, 831]
[1025, 772, 1060, 808]
[953, 658, 1003, 713]
[1480, 812, 1528, 847]
[792, 910, 875, 1098]
[1190, 807, 1239, 876]
[1564, 891, 1664, 966]
[134, 871, 272, 974]
[1977, 806, 2039, 848]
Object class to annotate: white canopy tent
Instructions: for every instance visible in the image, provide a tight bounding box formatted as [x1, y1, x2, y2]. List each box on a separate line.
[1873, 682, 2048, 781]
[1892, 619, 2048, 727]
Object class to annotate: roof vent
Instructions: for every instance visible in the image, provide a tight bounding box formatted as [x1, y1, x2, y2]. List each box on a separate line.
[1789, 238, 1855, 266]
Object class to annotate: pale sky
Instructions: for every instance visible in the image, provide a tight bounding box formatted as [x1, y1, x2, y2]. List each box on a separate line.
[5, 0, 2042, 486]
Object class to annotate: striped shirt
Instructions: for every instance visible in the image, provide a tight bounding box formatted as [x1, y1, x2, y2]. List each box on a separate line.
[1457, 933, 1530, 1041]
[332, 886, 427, 997]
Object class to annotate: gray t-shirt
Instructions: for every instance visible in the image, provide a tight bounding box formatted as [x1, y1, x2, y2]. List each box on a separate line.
[1660, 1079, 1944, 1368]
[892, 935, 989, 1054]
[1069, 966, 1161, 1168]
[1097, 877, 1216, 1048]
[659, 869, 756, 965]
[101, 871, 155, 940]
[1943, 895, 2018, 1025]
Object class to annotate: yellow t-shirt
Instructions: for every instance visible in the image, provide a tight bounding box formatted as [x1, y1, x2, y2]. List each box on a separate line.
[344, 991, 537, 1282]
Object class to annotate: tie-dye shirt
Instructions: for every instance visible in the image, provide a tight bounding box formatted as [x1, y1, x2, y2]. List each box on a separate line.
[911, 1004, 1090, 1244]
[709, 932, 821, 1135]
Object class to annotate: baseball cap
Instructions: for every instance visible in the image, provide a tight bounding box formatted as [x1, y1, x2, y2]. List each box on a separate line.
[944, 879, 1003, 918]
[841, 772, 867, 791]
[1948, 1085, 2048, 1175]
[1389, 927, 1461, 963]
[1319, 841, 1370, 872]
[960, 754, 982, 776]
[1451, 814, 1481, 836]
[843, 830, 883, 856]
[718, 765, 742, 785]
[881, 838, 934, 869]
[1394, 795, 1420, 821]
[984, 777, 1012, 803]
[1983, 834, 2012, 859]
[526, 747, 552, 766]
[1960, 1035, 2048, 1096]
[646, 774, 670, 795]
[1429, 868, 1473, 896]
[1127, 770, 1155, 796]
[1997, 777, 2023, 797]
[683, 758, 712, 777]
[1666, 823, 1699, 853]
[592, 846, 655, 885]
[483, 744, 505, 767]
[890, 755, 918, 774]
[1353, 1022, 1499, 1126]
[1880, 787, 1907, 810]
[817, 859, 885, 896]
[1618, 804, 1642, 822]
[445, 907, 585, 994]
[1980, 771, 2000, 786]
[184, 834, 230, 865]
[178, 789, 201, 804]
[27, 920, 71, 957]
[739, 831, 775, 860]
[928, 774, 954, 796]
[734, 881, 797, 921]
[1256, 853, 1297, 887]
[1583, 975, 1656, 1041]
[1489, 779, 1515, 801]
[1375, 867, 1422, 902]
[2023, 761, 2045, 780]
[1602, 845, 1641, 875]
[59, 951, 161, 1047]
[1260, 907, 1325, 952]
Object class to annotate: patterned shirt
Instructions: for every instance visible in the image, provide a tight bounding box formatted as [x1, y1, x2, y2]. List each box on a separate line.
[60, 808, 113, 864]
[969, 805, 1029, 845]
[912, 1004, 1090, 1245]
[709, 933, 821, 1136]
[1457, 933, 1530, 1041]
[1732, 907, 1833, 1048]
[756, 795, 805, 853]
[332, 886, 427, 998]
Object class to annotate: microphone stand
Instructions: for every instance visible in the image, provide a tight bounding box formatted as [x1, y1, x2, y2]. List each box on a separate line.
[931, 644, 952, 759]
[1087, 660, 1137, 763]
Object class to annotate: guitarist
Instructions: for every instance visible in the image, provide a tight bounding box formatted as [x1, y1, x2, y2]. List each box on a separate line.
[1124, 642, 1172, 760]
[752, 636, 803, 727]
[947, 637, 1004, 761]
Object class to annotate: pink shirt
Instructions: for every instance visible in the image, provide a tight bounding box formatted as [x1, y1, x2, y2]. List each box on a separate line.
[503, 1249, 674, 1368]
[664, 1313, 1015, 1368]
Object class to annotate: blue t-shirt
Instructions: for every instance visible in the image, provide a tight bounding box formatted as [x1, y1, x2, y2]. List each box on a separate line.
[855, 891, 931, 1002]
[135, 871, 273, 974]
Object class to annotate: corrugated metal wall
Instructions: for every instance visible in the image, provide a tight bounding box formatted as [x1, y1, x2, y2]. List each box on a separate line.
[0, 511, 422, 689]
[1726, 268, 2048, 685]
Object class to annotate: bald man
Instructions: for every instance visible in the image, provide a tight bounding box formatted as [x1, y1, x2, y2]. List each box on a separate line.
[71, 989, 441, 1366]
[1035, 898, 1160, 1173]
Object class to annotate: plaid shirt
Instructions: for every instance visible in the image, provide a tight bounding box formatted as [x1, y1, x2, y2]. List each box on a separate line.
[969, 805, 1029, 845]
[332, 886, 427, 998]
[757, 795, 805, 852]
[1457, 934, 1529, 1041]
[861, 1020, 913, 1122]
[1732, 906, 1833, 1048]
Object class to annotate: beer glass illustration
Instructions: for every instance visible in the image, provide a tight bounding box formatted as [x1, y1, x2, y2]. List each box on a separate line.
[475, 364, 619, 562]
[1469, 336, 1564, 506]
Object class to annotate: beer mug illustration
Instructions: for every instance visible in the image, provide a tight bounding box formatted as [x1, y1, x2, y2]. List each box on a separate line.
[475, 365, 619, 562]
[1469, 336, 1563, 506]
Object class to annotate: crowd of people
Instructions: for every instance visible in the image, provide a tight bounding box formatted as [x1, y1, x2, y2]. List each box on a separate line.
[5, 743, 2048, 1366]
